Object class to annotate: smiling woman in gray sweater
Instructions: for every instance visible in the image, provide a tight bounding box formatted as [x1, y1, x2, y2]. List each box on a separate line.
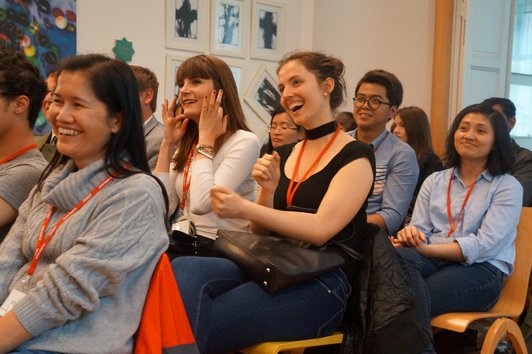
[0, 54, 169, 353]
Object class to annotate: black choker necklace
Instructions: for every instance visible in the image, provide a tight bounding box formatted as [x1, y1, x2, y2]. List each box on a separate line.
[305, 121, 338, 140]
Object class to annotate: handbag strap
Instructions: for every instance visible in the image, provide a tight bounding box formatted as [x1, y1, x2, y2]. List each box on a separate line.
[330, 241, 363, 262]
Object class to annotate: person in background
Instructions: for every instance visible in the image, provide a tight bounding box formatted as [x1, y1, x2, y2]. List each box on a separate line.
[0, 48, 48, 244]
[481, 97, 532, 207]
[154, 54, 259, 257]
[39, 71, 59, 162]
[172, 51, 375, 353]
[336, 110, 356, 132]
[130, 65, 164, 170]
[348, 69, 418, 235]
[260, 105, 303, 156]
[0, 54, 169, 353]
[394, 104, 523, 353]
[392, 106, 442, 225]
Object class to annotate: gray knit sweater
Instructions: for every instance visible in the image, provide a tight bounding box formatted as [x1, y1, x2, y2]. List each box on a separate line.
[0, 159, 169, 353]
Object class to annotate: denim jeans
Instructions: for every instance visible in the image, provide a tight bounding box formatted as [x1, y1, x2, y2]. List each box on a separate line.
[397, 247, 506, 353]
[172, 256, 351, 354]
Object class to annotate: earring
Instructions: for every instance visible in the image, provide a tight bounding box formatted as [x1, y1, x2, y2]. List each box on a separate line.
[323, 92, 328, 96]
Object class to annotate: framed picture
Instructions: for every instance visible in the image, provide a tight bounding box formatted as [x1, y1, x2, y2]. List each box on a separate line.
[244, 65, 280, 124]
[210, 0, 248, 58]
[224, 58, 245, 94]
[250, 0, 284, 61]
[165, 54, 187, 99]
[165, 0, 210, 53]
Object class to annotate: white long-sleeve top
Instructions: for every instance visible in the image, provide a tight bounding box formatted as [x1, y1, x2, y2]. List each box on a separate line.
[156, 129, 260, 239]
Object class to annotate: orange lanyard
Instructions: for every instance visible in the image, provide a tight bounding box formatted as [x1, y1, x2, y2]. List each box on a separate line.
[286, 125, 340, 208]
[0, 143, 37, 165]
[180, 143, 197, 211]
[25, 174, 116, 280]
[446, 169, 477, 237]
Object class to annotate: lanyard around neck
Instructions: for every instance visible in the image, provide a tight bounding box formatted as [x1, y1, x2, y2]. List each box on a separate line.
[446, 168, 477, 237]
[25, 173, 116, 279]
[0, 143, 37, 165]
[180, 142, 197, 211]
[286, 125, 341, 208]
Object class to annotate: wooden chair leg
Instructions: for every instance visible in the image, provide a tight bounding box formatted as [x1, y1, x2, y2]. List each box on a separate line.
[480, 318, 527, 354]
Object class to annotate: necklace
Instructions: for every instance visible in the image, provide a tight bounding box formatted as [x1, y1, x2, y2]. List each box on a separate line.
[304, 121, 338, 140]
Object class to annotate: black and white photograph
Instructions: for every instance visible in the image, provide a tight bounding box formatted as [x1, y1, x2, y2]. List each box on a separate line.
[210, 0, 248, 57]
[251, 0, 284, 61]
[165, 0, 209, 52]
[165, 55, 186, 99]
[245, 65, 280, 124]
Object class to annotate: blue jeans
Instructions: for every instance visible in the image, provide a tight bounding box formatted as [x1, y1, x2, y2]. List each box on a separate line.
[172, 256, 351, 354]
[397, 248, 506, 353]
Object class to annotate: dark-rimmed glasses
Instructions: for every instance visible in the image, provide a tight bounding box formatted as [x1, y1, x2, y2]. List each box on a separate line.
[352, 96, 393, 110]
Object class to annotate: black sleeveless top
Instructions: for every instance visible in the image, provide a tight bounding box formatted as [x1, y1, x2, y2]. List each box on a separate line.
[273, 140, 376, 269]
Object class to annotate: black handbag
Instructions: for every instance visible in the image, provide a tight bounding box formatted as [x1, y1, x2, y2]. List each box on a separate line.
[214, 230, 349, 293]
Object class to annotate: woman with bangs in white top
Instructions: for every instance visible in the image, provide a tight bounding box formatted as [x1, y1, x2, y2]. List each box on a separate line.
[154, 54, 260, 257]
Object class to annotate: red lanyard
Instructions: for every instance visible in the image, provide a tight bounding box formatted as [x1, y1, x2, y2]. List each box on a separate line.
[286, 125, 341, 208]
[446, 169, 477, 237]
[0, 143, 37, 165]
[180, 143, 197, 211]
[26, 174, 116, 278]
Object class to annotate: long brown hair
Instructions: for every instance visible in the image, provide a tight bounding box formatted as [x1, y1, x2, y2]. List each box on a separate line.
[173, 55, 250, 171]
[395, 106, 434, 161]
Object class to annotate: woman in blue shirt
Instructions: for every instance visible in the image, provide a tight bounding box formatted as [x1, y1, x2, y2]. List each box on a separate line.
[394, 104, 523, 353]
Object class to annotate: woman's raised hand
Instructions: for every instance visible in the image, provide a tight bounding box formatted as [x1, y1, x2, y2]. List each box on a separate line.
[198, 90, 228, 145]
[211, 186, 246, 219]
[252, 151, 281, 193]
[161, 96, 189, 146]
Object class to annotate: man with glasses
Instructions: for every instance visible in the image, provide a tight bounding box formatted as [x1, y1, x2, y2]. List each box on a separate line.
[348, 69, 418, 235]
[0, 48, 48, 243]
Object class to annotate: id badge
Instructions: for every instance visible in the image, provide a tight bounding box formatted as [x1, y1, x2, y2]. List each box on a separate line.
[0, 288, 27, 317]
[172, 218, 192, 235]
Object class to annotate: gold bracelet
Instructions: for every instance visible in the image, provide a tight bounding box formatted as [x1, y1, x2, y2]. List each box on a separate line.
[196, 144, 214, 159]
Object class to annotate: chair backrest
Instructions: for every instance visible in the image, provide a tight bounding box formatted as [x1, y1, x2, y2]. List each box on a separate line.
[490, 207, 532, 316]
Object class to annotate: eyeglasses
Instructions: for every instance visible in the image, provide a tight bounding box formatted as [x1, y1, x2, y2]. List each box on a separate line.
[352, 96, 393, 110]
[268, 123, 298, 132]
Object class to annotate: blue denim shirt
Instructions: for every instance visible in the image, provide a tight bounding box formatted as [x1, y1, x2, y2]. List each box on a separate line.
[411, 168, 523, 275]
[348, 129, 418, 234]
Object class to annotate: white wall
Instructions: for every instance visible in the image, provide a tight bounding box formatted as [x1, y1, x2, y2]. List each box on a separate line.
[77, 0, 435, 139]
[312, 0, 436, 115]
[77, 0, 314, 143]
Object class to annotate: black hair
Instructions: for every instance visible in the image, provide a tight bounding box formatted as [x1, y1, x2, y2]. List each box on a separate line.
[355, 69, 403, 107]
[37, 54, 169, 212]
[480, 97, 516, 119]
[0, 48, 47, 128]
[445, 104, 514, 175]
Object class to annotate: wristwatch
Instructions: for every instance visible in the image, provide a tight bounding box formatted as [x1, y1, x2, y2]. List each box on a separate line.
[195, 144, 215, 159]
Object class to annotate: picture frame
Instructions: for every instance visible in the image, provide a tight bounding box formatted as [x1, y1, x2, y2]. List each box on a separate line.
[223, 58, 245, 94]
[250, 0, 284, 61]
[165, 54, 187, 99]
[165, 0, 210, 53]
[244, 65, 280, 124]
[210, 0, 248, 58]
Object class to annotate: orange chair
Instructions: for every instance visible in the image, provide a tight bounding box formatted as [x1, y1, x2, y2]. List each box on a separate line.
[431, 207, 532, 354]
[134, 253, 199, 354]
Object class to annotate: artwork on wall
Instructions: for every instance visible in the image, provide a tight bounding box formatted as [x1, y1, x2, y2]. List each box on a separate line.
[244, 65, 280, 124]
[0, 0, 77, 135]
[165, 0, 209, 53]
[250, 0, 284, 61]
[223, 58, 245, 94]
[165, 54, 187, 99]
[210, 0, 247, 58]
[112, 37, 135, 62]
